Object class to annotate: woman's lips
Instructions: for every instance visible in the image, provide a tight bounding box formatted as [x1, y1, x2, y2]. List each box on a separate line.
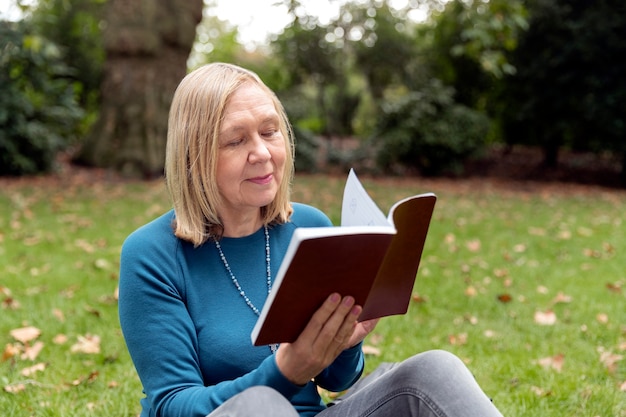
[249, 174, 273, 185]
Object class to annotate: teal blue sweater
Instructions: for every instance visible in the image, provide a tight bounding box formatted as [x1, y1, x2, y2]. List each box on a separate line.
[119, 203, 364, 417]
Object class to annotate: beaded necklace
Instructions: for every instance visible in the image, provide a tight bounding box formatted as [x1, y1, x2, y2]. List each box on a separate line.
[214, 225, 279, 353]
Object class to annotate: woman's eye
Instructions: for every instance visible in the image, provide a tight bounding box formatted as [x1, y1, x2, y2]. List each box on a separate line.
[226, 138, 244, 147]
[262, 129, 278, 138]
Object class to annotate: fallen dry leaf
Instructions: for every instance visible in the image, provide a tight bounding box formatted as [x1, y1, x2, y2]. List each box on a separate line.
[2, 287, 20, 310]
[21, 362, 46, 377]
[70, 370, 99, 386]
[534, 310, 557, 326]
[497, 293, 512, 303]
[21, 341, 44, 361]
[536, 354, 565, 372]
[465, 286, 477, 297]
[530, 385, 552, 396]
[606, 282, 622, 294]
[596, 313, 609, 324]
[70, 334, 101, 354]
[10, 326, 41, 344]
[53, 334, 68, 345]
[466, 239, 481, 252]
[598, 349, 623, 374]
[362, 345, 381, 356]
[551, 292, 572, 304]
[448, 333, 468, 346]
[2, 343, 21, 362]
[620, 381, 626, 392]
[3, 383, 26, 394]
[52, 308, 65, 322]
[484, 329, 496, 338]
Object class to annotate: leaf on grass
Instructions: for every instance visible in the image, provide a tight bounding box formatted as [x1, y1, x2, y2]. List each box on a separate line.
[362, 345, 381, 356]
[534, 310, 557, 326]
[536, 353, 564, 372]
[466, 239, 481, 252]
[70, 370, 99, 386]
[497, 293, 512, 303]
[557, 230, 571, 240]
[84, 305, 101, 317]
[21, 362, 46, 376]
[2, 343, 21, 362]
[1, 287, 20, 310]
[70, 334, 101, 354]
[53, 334, 68, 345]
[75, 239, 95, 253]
[465, 286, 477, 297]
[619, 381, 626, 392]
[94, 258, 110, 270]
[412, 293, 427, 303]
[606, 281, 622, 294]
[598, 348, 623, 374]
[3, 383, 26, 394]
[52, 308, 65, 322]
[21, 341, 44, 361]
[484, 329, 496, 338]
[596, 313, 609, 324]
[10, 326, 41, 344]
[551, 292, 572, 304]
[530, 385, 552, 396]
[448, 333, 468, 346]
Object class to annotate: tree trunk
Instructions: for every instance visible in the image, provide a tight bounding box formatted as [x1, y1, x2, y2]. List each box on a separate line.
[75, 0, 202, 178]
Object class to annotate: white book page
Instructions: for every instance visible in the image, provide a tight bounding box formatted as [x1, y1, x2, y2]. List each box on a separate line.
[341, 169, 389, 227]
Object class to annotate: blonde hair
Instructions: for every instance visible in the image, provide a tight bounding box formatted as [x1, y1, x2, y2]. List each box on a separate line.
[165, 63, 294, 246]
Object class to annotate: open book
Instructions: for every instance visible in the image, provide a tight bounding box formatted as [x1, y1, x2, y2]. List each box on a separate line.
[251, 169, 437, 346]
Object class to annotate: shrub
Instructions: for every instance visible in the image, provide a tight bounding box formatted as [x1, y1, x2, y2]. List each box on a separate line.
[293, 125, 322, 173]
[372, 80, 490, 176]
[0, 21, 84, 176]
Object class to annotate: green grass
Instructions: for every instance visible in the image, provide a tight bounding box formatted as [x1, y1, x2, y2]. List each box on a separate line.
[1, 174, 625, 416]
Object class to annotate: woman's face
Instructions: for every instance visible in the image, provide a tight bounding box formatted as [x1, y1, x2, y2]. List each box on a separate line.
[215, 82, 286, 223]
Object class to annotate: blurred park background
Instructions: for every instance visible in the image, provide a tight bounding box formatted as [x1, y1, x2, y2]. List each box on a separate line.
[1, 0, 625, 185]
[1, 1, 626, 416]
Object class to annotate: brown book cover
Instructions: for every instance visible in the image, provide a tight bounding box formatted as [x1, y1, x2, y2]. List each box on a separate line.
[251, 171, 436, 346]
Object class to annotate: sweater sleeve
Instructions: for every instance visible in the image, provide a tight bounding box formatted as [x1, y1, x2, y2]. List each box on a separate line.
[315, 343, 364, 392]
[118, 221, 306, 417]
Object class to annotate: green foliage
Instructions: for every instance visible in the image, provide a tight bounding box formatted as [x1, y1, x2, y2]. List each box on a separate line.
[499, 0, 626, 168]
[29, 0, 105, 111]
[351, 2, 418, 101]
[373, 80, 490, 176]
[187, 12, 244, 70]
[0, 21, 84, 176]
[425, 0, 527, 111]
[292, 125, 323, 173]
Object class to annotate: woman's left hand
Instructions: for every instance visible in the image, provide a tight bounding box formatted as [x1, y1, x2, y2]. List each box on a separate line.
[348, 318, 379, 348]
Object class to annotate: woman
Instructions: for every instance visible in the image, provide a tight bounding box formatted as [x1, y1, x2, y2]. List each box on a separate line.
[119, 63, 504, 417]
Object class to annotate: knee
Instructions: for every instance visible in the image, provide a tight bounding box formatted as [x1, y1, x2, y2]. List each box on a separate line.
[242, 386, 290, 405]
[232, 386, 296, 415]
[401, 349, 473, 383]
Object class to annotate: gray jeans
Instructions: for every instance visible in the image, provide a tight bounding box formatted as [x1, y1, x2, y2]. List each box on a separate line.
[207, 350, 504, 417]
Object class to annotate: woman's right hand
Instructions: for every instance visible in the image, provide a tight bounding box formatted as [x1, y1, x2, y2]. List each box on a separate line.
[274, 293, 362, 386]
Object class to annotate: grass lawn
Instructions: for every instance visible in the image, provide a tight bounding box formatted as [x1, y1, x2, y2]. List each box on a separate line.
[1, 171, 625, 416]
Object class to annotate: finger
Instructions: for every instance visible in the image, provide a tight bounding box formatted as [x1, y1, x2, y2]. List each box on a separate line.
[314, 297, 361, 354]
[297, 293, 343, 343]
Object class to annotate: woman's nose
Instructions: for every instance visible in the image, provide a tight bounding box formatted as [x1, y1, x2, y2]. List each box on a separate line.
[248, 135, 271, 163]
